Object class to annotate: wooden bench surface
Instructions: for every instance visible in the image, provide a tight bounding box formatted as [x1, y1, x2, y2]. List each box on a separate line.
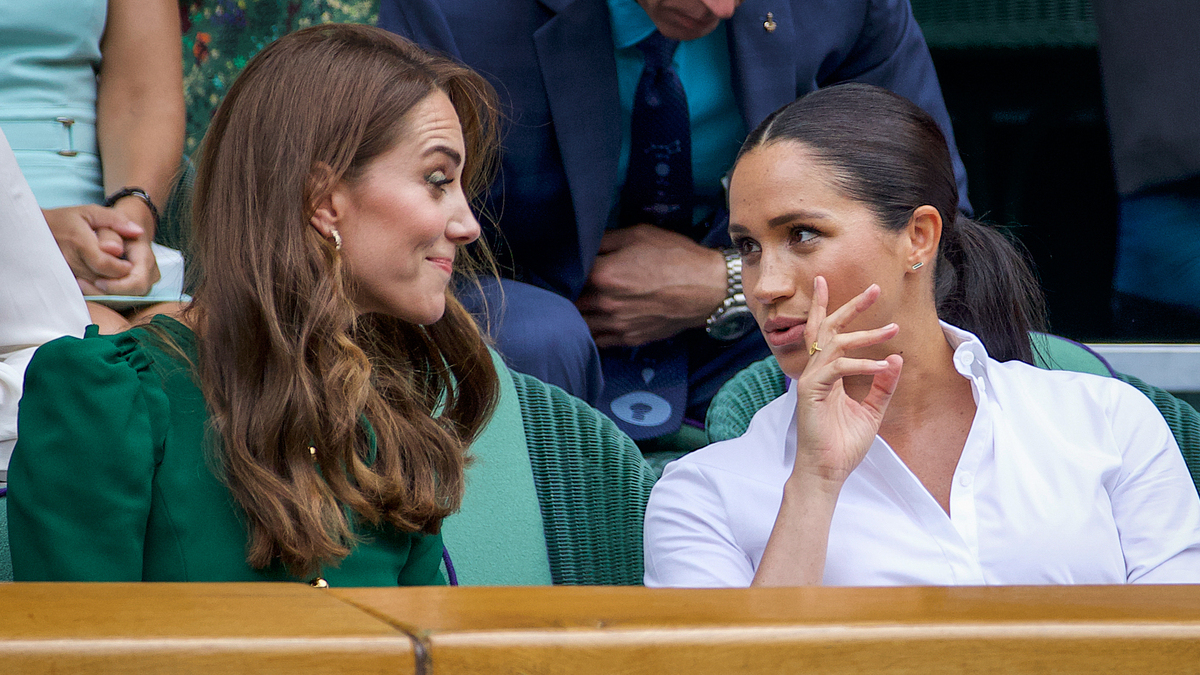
[332, 585, 1200, 675]
[3, 583, 1199, 674]
[0, 583, 414, 674]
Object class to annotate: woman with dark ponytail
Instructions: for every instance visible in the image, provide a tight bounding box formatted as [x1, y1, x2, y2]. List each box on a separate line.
[644, 83, 1200, 587]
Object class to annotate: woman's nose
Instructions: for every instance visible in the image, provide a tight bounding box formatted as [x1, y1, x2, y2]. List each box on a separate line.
[447, 189, 482, 245]
[751, 255, 796, 305]
[448, 211, 481, 245]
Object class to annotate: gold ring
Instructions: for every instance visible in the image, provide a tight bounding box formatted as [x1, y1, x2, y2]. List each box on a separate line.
[809, 342, 822, 355]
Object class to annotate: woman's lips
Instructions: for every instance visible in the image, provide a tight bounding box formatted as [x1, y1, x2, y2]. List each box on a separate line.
[762, 318, 806, 348]
[428, 257, 454, 275]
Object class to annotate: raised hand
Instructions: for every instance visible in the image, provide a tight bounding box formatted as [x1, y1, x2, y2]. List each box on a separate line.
[790, 276, 903, 487]
[752, 276, 902, 586]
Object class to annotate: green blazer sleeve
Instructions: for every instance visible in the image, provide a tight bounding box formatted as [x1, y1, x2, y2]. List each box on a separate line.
[398, 531, 446, 586]
[7, 326, 169, 581]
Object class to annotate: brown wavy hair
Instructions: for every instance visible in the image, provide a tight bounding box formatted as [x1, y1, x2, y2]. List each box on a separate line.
[188, 24, 500, 577]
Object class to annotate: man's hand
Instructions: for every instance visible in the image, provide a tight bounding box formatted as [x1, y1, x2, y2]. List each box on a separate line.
[43, 203, 160, 296]
[576, 224, 727, 348]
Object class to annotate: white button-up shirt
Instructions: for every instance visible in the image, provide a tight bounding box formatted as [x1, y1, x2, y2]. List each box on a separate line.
[645, 324, 1200, 587]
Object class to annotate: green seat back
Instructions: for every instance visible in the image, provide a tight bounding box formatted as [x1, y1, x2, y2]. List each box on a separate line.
[1116, 373, 1200, 494]
[706, 334, 1200, 497]
[1030, 332, 1115, 377]
[704, 354, 787, 446]
[1, 495, 10, 582]
[439, 351, 553, 585]
[512, 371, 657, 585]
[445, 354, 654, 586]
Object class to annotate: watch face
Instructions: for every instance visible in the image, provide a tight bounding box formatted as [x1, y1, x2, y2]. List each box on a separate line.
[708, 306, 757, 341]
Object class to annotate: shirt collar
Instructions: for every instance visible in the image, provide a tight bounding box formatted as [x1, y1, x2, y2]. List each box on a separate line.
[778, 322, 991, 464]
[607, 0, 658, 49]
[940, 321, 992, 380]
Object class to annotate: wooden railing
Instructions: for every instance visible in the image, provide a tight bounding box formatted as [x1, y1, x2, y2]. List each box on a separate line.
[2, 583, 1199, 673]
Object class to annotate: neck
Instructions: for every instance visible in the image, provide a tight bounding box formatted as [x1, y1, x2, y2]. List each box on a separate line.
[843, 312, 968, 434]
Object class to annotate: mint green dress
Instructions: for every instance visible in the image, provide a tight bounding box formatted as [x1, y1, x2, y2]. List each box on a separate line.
[0, 0, 106, 208]
[6, 315, 445, 585]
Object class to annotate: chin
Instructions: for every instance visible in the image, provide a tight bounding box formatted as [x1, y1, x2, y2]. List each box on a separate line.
[771, 347, 808, 381]
[410, 304, 447, 326]
[375, 297, 446, 326]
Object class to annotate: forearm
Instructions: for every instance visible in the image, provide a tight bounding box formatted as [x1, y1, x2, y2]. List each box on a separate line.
[751, 473, 842, 586]
[96, 0, 185, 233]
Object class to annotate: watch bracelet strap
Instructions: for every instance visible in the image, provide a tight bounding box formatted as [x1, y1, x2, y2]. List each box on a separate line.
[103, 186, 160, 229]
[707, 247, 746, 326]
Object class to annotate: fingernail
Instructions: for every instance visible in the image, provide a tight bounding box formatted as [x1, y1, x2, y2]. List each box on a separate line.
[94, 280, 110, 292]
[127, 221, 144, 235]
[876, 361, 890, 368]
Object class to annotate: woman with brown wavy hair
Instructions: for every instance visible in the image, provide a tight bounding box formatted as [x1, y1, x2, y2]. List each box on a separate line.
[7, 24, 500, 585]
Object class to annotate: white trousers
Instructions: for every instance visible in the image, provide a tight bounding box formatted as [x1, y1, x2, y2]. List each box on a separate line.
[0, 128, 88, 473]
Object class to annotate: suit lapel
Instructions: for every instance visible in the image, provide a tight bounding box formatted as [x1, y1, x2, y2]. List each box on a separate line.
[727, 0, 798, 131]
[535, 0, 622, 272]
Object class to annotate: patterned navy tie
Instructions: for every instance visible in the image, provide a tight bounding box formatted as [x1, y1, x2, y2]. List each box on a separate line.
[620, 31, 693, 233]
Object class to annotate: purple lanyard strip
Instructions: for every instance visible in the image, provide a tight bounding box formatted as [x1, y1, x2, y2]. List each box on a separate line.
[441, 546, 458, 586]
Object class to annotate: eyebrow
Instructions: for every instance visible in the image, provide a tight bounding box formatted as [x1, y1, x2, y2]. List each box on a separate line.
[424, 144, 462, 166]
[729, 209, 831, 235]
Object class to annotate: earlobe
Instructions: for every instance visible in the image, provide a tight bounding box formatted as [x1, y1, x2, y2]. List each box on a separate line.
[906, 205, 942, 271]
[309, 198, 344, 251]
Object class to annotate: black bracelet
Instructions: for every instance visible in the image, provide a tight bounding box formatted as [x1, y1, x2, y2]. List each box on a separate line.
[103, 186, 160, 229]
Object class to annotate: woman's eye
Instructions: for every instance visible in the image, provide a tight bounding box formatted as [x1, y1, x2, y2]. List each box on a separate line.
[733, 238, 760, 256]
[426, 170, 453, 192]
[790, 227, 817, 244]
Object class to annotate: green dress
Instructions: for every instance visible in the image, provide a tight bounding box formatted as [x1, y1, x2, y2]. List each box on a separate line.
[6, 315, 444, 585]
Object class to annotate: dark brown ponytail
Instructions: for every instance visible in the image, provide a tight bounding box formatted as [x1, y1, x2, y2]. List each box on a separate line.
[935, 215, 1047, 363]
[738, 83, 1046, 363]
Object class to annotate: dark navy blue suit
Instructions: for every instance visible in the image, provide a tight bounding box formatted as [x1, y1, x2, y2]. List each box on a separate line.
[380, 0, 967, 415]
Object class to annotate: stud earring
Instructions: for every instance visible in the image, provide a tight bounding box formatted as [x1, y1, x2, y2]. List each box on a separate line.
[911, 261, 923, 270]
[331, 229, 342, 251]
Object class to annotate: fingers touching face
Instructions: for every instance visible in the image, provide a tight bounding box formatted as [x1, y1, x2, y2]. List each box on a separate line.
[727, 141, 911, 375]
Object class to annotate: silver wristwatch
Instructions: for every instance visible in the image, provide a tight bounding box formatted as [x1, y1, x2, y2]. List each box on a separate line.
[705, 248, 756, 341]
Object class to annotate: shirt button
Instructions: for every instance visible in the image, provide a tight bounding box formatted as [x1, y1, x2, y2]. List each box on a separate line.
[958, 473, 973, 487]
[958, 351, 975, 367]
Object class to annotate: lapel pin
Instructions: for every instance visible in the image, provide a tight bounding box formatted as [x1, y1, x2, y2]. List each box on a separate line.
[763, 12, 777, 33]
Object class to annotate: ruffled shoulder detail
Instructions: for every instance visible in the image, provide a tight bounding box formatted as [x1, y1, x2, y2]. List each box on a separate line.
[84, 324, 155, 374]
[27, 319, 191, 452]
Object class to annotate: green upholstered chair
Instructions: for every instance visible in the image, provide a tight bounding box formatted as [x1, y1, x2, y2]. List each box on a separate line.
[706, 334, 1200, 497]
[514, 370, 656, 584]
[442, 356, 656, 586]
